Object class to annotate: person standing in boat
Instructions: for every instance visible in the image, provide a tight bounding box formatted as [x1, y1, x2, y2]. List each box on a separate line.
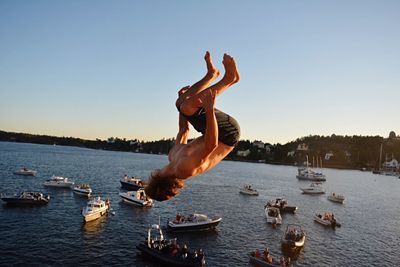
[145, 51, 241, 201]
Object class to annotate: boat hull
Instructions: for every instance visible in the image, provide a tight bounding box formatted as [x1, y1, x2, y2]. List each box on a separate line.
[137, 243, 205, 267]
[167, 218, 222, 232]
[296, 175, 326, 181]
[249, 255, 281, 267]
[13, 171, 37, 176]
[44, 182, 74, 188]
[73, 188, 92, 197]
[82, 208, 108, 222]
[120, 180, 142, 191]
[1, 197, 49, 205]
[120, 194, 152, 207]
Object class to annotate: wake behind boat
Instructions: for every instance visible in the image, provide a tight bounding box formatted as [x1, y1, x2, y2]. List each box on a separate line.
[1, 191, 50, 205]
[136, 223, 206, 267]
[119, 189, 153, 207]
[13, 168, 37, 176]
[44, 175, 74, 188]
[167, 213, 222, 232]
[239, 184, 259, 196]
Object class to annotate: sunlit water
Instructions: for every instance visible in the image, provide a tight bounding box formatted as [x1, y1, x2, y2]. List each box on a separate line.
[0, 142, 399, 266]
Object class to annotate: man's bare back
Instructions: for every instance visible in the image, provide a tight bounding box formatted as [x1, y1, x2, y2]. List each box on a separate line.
[145, 52, 240, 201]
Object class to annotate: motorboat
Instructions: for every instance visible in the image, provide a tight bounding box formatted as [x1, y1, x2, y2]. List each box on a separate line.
[1, 191, 50, 205]
[239, 184, 259, 196]
[265, 198, 297, 213]
[300, 182, 325, 194]
[82, 197, 110, 222]
[314, 212, 341, 228]
[120, 175, 145, 190]
[327, 192, 345, 204]
[167, 213, 222, 232]
[249, 249, 291, 267]
[119, 189, 153, 207]
[136, 223, 206, 267]
[43, 175, 74, 188]
[281, 224, 306, 250]
[264, 206, 282, 225]
[13, 168, 37, 176]
[73, 184, 92, 197]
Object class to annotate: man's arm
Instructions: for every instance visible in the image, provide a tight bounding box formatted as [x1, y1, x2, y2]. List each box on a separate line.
[203, 90, 218, 154]
[175, 113, 190, 145]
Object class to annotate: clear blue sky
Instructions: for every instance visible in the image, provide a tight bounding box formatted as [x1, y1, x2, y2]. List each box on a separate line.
[1, 0, 399, 144]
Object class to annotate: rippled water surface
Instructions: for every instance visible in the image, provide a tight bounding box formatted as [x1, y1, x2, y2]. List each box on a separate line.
[1, 142, 399, 266]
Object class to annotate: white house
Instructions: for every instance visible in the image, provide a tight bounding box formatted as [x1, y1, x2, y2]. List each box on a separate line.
[297, 143, 308, 151]
[237, 149, 251, 157]
[325, 152, 334, 160]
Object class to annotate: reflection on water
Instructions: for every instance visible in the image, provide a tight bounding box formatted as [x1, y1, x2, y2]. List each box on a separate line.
[82, 215, 108, 236]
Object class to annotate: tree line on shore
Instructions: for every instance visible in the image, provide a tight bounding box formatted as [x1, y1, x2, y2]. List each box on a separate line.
[1, 130, 399, 170]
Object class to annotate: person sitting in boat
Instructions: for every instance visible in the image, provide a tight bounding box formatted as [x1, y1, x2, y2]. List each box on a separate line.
[263, 248, 273, 263]
[254, 249, 261, 258]
[285, 257, 291, 266]
[181, 244, 188, 259]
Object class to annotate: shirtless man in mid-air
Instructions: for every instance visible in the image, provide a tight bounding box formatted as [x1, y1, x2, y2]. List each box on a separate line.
[145, 51, 240, 201]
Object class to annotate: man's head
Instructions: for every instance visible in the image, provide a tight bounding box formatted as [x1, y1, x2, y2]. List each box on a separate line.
[144, 169, 184, 201]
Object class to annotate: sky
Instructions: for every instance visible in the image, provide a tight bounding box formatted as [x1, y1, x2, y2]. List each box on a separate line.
[0, 0, 399, 144]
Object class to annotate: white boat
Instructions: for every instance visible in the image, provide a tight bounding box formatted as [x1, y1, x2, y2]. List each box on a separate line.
[239, 184, 259, 196]
[73, 184, 92, 197]
[300, 182, 325, 194]
[119, 189, 153, 207]
[43, 175, 74, 188]
[82, 197, 110, 222]
[264, 206, 282, 225]
[296, 155, 326, 181]
[314, 212, 341, 228]
[13, 168, 37, 176]
[327, 192, 345, 203]
[167, 213, 222, 232]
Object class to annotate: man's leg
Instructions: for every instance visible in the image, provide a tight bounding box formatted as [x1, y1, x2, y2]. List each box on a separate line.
[179, 53, 240, 117]
[175, 51, 220, 109]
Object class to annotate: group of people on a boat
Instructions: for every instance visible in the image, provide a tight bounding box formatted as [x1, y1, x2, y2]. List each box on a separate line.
[253, 248, 292, 266]
[319, 212, 336, 222]
[148, 238, 204, 261]
[174, 213, 197, 224]
[285, 227, 304, 242]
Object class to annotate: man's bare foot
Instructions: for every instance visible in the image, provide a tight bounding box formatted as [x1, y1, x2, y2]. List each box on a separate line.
[221, 53, 240, 85]
[205, 51, 220, 78]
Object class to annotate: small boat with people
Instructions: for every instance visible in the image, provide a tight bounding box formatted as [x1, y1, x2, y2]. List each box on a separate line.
[119, 189, 153, 207]
[264, 206, 282, 225]
[136, 223, 206, 267]
[120, 175, 145, 190]
[314, 212, 341, 228]
[300, 182, 325, 194]
[43, 175, 74, 188]
[82, 197, 110, 222]
[72, 184, 92, 197]
[281, 224, 306, 250]
[13, 167, 37, 176]
[239, 184, 259, 196]
[249, 248, 292, 267]
[167, 213, 222, 232]
[327, 192, 345, 204]
[265, 198, 298, 213]
[1, 191, 50, 205]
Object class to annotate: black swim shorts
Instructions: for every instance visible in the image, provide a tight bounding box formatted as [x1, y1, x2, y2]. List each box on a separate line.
[182, 108, 240, 147]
